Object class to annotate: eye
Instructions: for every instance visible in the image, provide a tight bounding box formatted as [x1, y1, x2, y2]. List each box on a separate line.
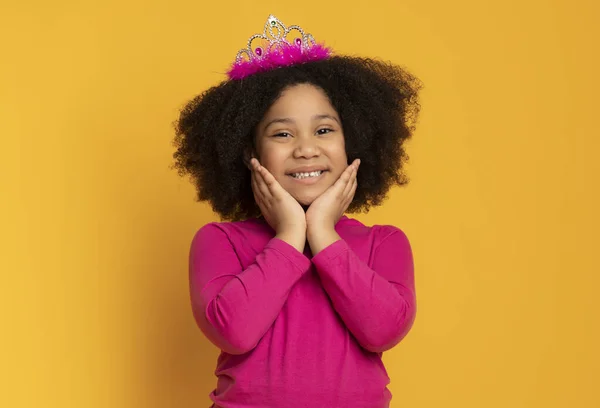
[272, 132, 291, 138]
[316, 128, 333, 135]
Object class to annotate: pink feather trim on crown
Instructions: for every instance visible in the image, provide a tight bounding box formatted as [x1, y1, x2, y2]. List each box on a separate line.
[227, 42, 331, 80]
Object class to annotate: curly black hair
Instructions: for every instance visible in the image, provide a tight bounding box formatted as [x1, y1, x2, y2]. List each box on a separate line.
[172, 56, 423, 221]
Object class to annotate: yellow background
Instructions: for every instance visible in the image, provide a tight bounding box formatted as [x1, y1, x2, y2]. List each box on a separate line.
[2, 0, 599, 406]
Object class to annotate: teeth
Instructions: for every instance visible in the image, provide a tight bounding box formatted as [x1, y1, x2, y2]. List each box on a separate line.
[292, 170, 323, 179]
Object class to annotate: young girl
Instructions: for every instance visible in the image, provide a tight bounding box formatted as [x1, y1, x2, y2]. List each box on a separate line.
[173, 15, 422, 408]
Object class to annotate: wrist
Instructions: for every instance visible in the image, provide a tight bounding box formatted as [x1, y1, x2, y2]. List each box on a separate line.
[307, 227, 341, 256]
[275, 228, 306, 253]
[306, 220, 335, 238]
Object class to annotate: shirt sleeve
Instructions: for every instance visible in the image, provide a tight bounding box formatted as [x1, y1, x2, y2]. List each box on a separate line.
[311, 226, 417, 353]
[189, 223, 312, 355]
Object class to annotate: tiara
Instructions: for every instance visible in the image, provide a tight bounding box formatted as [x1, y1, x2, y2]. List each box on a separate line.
[227, 15, 331, 80]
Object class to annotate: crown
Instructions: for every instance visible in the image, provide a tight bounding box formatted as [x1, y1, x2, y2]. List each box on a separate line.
[227, 15, 331, 80]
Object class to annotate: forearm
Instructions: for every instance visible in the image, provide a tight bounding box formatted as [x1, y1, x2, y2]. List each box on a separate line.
[307, 225, 341, 256]
[311, 235, 416, 353]
[276, 229, 306, 253]
[191, 227, 311, 354]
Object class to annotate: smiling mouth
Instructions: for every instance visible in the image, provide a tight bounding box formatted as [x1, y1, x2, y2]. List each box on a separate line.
[289, 170, 327, 179]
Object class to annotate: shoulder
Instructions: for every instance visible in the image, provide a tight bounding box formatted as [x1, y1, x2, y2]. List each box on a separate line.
[191, 217, 272, 253]
[337, 216, 412, 264]
[338, 216, 410, 244]
[375, 224, 410, 244]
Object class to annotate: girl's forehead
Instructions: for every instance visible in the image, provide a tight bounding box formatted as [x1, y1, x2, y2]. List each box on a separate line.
[266, 84, 338, 115]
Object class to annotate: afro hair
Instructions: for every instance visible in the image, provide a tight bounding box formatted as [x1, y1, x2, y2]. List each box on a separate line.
[172, 56, 423, 221]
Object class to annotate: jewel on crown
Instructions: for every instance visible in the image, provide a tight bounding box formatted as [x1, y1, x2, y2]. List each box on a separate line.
[227, 15, 331, 80]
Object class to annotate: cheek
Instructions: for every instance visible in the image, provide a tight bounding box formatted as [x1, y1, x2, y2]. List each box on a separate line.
[259, 146, 287, 175]
[327, 143, 349, 172]
[328, 133, 347, 157]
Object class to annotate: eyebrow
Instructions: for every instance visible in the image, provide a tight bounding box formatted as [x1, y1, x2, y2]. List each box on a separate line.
[263, 114, 340, 131]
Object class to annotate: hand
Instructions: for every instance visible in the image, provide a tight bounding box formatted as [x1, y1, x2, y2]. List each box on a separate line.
[306, 159, 360, 235]
[250, 158, 306, 252]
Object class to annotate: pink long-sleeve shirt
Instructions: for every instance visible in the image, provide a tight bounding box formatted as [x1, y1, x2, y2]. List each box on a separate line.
[189, 215, 416, 408]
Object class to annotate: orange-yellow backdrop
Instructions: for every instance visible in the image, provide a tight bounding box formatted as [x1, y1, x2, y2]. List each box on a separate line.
[2, 0, 599, 407]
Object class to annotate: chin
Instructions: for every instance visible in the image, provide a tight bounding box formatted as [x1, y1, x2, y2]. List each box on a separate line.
[294, 194, 316, 207]
[283, 180, 330, 207]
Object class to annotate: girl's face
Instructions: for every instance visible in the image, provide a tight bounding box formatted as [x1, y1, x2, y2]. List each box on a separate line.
[255, 83, 348, 206]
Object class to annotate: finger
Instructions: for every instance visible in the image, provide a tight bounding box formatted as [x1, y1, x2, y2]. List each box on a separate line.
[252, 185, 262, 207]
[341, 175, 353, 200]
[342, 165, 358, 198]
[251, 172, 261, 203]
[251, 168, 269, 205]
[343, 161, 359, 201]
[342, 178, 356, 209]
[252, 168, 272, 201]
[252, 176, 270, 213]
[250, 158, 266, 178]
[349, 176, 358, 200]
[254, 191, 266, 212]
[334, 161, 358, 193]
[256, 164, 286, 198]
[334, 165, 353, 189]
[342, 176, 358, 209]
[250, 159, 261, 194]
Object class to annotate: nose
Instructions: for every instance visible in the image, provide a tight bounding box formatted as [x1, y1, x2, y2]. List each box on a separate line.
[293, 135, 320, 159]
